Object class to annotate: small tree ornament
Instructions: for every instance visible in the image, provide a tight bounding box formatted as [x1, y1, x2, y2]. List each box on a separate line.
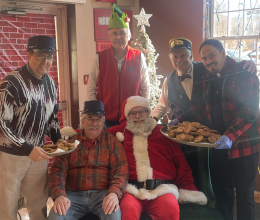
[132, 8, 163, 110]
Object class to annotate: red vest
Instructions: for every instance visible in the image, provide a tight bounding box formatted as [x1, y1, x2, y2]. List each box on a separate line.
[98, 46, 141, 121]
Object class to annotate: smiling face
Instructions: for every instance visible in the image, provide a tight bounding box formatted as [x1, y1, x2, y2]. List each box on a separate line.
[27, 51, 53, 78]
[169, 48, 193, 75]
[108, 28, 129, 51]
[128, 106, 149, 124]
[126, 106, 152, 134]
[82, 114, 104, 139]
[200, 45, 226, 75]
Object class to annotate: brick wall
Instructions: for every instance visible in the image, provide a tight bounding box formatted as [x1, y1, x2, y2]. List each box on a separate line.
[0, 12, 63, 168]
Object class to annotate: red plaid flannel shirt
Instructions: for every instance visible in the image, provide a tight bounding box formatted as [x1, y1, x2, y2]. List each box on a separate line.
[178, 56, 260, 159]
[49, 131, 129, 200]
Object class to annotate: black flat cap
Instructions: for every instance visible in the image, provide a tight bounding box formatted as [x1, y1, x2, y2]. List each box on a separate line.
[81, 100, 105, 116]
[27, 35, 55, 54]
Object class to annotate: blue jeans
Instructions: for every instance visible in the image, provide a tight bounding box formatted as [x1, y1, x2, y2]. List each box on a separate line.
[48, 190, 121, 220]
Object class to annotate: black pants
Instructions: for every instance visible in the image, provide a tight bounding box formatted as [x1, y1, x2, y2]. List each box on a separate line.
[210, 149, 259, 220]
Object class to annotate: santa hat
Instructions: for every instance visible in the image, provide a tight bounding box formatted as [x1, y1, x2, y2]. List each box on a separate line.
[124, 96, 151, 118]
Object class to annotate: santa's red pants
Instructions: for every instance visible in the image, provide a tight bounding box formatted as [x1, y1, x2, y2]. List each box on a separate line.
[120, 193, 180, 220]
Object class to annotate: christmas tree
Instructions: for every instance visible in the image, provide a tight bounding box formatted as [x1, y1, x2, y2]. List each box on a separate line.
[132, 8, 163, 110]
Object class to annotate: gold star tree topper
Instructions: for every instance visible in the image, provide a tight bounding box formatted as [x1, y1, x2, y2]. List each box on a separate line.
[133, 8, 153, 27]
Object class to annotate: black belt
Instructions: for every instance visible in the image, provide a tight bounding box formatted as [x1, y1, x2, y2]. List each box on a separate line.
[129, 179, 172, 190]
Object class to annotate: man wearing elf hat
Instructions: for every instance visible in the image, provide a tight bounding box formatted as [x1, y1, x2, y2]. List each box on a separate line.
[107, 96, 220, 220]
[152, 37, 256, 123]
[87, 4, 150, 128]
[0, 35, 64, 220]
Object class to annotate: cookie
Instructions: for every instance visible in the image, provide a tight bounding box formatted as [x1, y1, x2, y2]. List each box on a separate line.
[174, 127, 185, 134]
[168, 130, 176, 138]
[191, 122, 201, 129]
[176, 133, 188, 141]
[208, 135, 218, 143]
[188, 135, 195, 142]
[182, 121, 191, 126]
[210, 130, 220, 134]
[194, 135, 204, 143]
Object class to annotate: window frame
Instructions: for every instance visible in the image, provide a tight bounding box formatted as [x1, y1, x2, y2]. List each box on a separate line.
[209, 0, 260, 67]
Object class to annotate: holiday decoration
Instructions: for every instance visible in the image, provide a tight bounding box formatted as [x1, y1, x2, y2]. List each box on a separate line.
[133, 8, 152, 27]
[132, 8, 163, 110]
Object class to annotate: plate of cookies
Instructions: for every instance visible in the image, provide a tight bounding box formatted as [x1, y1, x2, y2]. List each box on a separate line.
[161, 121, 221, 148]
[43, 140, 80, 156]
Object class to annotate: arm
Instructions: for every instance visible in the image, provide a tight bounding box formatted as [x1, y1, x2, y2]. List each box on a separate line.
[0, 79, 34, 155]
[152, 77, 171, 120]
[86, 54, 99, 101]
[108, 136, 129, 199]
[45, 102, 62, 145]
[177, 104, 209, 125]
[49, 154, 69, 200]
[139, 52, 150, 99]
[224, 74, 259, 143]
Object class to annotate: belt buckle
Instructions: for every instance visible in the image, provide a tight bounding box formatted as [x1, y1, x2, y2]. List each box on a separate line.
[143, 180, 151, 191]
[143, 180, 146, 189]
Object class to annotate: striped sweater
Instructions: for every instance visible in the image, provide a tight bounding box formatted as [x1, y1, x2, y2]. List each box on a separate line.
[0, 64, 61, 156]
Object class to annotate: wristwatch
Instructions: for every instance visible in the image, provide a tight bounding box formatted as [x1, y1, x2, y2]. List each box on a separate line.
[153, 117, 159, 122]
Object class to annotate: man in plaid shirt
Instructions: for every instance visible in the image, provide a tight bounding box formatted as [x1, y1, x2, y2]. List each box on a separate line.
[171, 39, 260, 220]
[48, 100, 128, 220]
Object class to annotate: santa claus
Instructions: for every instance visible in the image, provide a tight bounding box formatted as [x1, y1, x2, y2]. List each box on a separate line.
[107, 96, 207, 220]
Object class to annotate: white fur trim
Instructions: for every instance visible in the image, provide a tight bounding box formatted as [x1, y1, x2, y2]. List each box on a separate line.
[133, 135, 153, 181]
[124, 96, 151, 117]
[126, 183, 179, 200]
[116, 132, 124, 142]
[132, 118, 157, 181]
[60, 126, 77, 140]
[178, 189, 207, 205]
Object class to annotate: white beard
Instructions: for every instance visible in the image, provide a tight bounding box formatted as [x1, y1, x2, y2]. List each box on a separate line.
[126, 117, 153, 135]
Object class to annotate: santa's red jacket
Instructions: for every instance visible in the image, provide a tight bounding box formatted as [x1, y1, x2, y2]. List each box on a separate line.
[107, 114, 207, 205]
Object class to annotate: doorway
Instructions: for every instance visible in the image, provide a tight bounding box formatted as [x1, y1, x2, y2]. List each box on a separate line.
[0, 1, 71, 129]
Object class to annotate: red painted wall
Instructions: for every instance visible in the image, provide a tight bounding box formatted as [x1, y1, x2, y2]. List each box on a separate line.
[139, 0, 205, 78]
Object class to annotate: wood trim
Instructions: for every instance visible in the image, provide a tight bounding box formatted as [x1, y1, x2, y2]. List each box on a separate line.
[55, 5, 72, 126]
[255, 191, 260, 204]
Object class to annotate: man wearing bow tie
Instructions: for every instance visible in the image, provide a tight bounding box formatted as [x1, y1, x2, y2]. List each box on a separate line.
[152, 37, 256, 123]
[152, 37, 206, 122]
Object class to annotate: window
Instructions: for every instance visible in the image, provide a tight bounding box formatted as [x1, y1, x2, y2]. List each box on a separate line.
[210, 0, 260, 73]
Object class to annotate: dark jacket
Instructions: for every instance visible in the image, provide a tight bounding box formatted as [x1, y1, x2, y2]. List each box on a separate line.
[177, 56, 260, 159]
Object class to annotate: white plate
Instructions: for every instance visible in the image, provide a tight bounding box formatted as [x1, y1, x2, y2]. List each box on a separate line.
[160, 127, 219, 148]
[47, 140, 80, 156]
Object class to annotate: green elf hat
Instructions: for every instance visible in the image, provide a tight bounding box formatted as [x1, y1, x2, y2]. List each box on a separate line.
[109, 4, 130, 29]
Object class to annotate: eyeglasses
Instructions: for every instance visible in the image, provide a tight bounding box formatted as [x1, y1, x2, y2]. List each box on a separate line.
[109, 32, 127, 37]
[35, 53, 54, 62]
[128, 109, 148, 117]
[87, 118, 104, 124]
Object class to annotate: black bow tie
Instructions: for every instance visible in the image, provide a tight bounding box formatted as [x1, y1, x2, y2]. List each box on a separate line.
[178, 74, 191, 82]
